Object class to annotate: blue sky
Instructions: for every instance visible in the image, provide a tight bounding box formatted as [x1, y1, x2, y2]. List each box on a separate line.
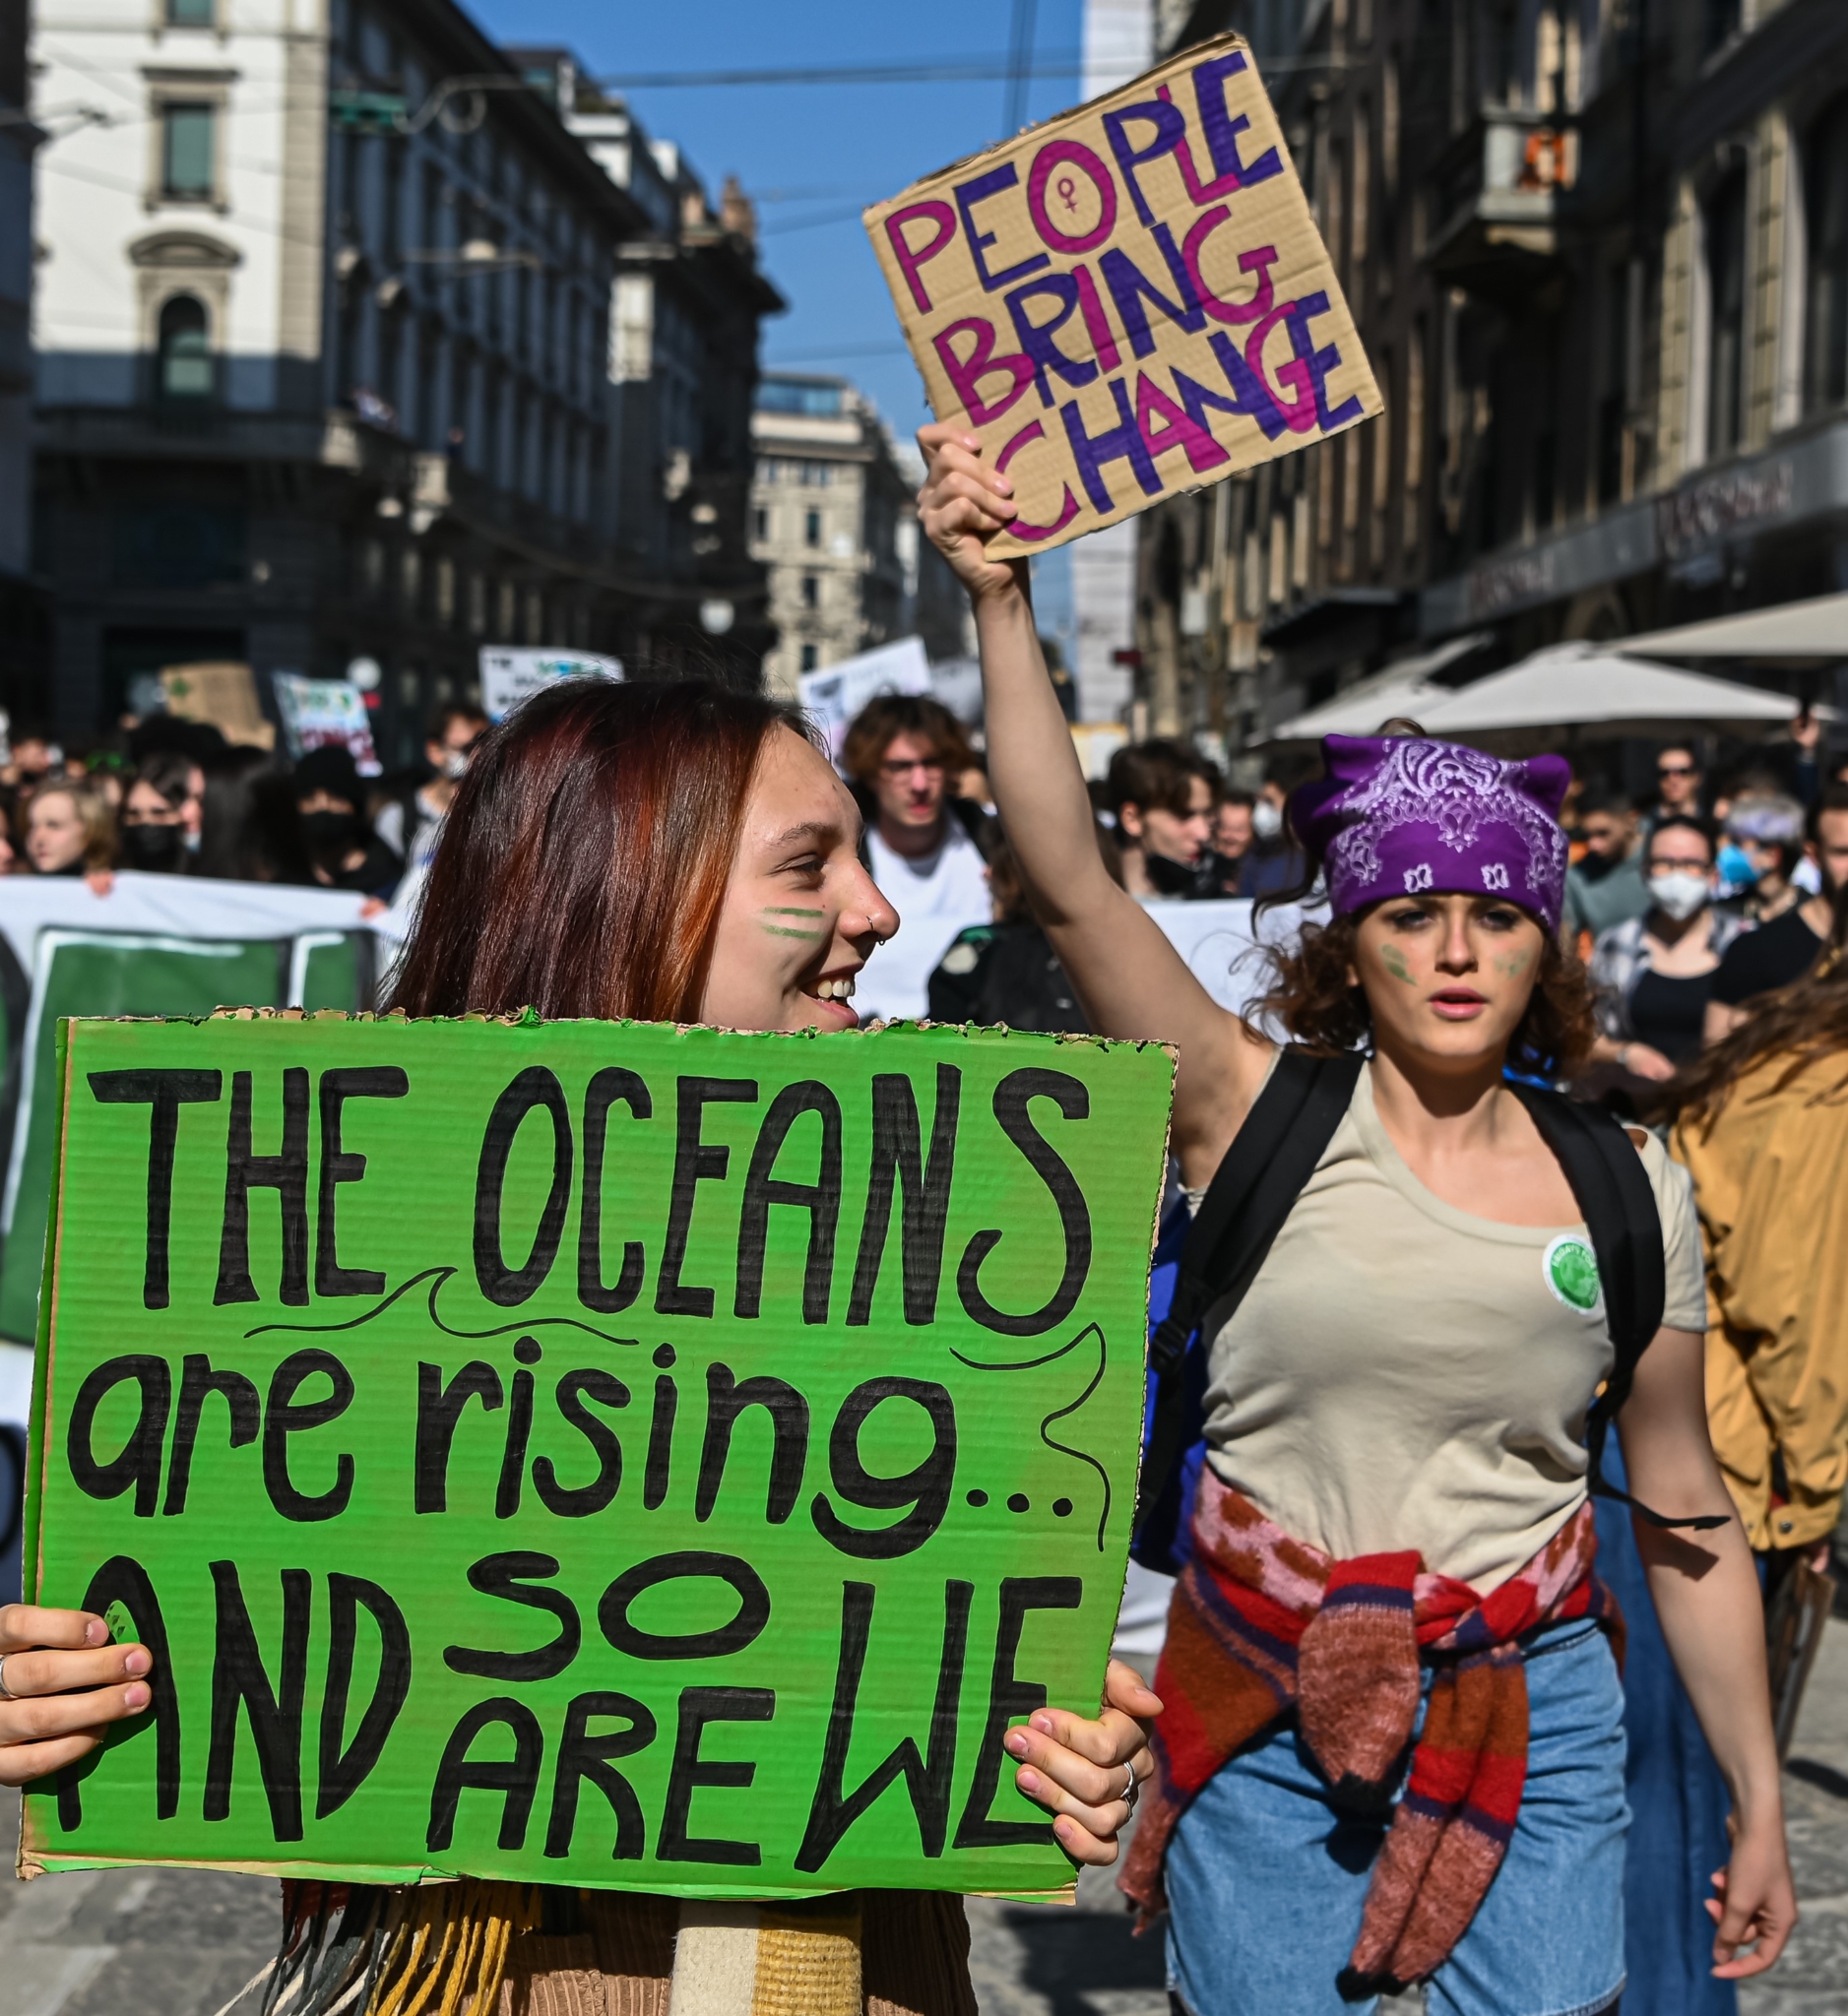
[472, 0, 1087, 445]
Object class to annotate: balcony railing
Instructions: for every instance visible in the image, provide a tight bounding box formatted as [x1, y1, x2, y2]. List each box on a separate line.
[1424, 105, 1579, 304]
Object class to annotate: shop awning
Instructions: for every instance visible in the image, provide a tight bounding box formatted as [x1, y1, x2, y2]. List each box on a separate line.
[1414, 644, 1797, 736]
[1621, 592, 1848, 660]
[1266, 632, 1494, 740]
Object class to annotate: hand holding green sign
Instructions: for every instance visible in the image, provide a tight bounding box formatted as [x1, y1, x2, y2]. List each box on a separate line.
[20, 1010, 1171, 1899]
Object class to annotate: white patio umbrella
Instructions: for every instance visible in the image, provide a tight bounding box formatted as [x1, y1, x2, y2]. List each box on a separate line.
[1620, 592, 1848, 661]
[1266, 632, 1493, 741]
[1413, 642, 1797, 740]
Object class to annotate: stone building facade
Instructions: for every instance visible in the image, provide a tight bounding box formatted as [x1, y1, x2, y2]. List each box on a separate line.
[1135, 0, 1848, 748]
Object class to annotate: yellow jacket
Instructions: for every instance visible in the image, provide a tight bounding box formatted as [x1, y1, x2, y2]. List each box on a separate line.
[1672, 1049, 1848, 1550]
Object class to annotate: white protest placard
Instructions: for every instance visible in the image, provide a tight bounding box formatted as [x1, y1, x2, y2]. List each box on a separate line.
[865, 33, 1379, 556]
[478, 648, 624, 723]
[271, 673, 381, 775]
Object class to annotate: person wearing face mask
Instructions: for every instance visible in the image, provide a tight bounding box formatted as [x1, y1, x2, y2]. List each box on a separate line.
[289, 744, 402, 898]
[1107, 738, 1220, 900]
[1714, 792, 1806, 920]
[1234, 765, 1312, 899]
[1588, 817, 1745, 1083]
[118, 753, 200, 875]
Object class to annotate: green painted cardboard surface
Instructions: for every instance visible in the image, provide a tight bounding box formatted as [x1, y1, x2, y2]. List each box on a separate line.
[0, 931, 374, 1344]
[24, 1013, 1172, 1899]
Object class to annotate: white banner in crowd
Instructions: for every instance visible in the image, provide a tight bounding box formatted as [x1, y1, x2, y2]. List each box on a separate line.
[271, 673, 382, 774]
[797, 638, 934, 766]
[478, 648, 625, 723]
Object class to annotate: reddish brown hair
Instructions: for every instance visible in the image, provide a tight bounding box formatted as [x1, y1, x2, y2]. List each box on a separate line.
[840, 693, 974, 787]
[388, 679, 814, 1021]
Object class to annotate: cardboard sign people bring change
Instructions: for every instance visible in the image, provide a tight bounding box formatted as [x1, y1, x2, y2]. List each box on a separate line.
[866, 33, 1380, 554]
[22, 1013, 1172, 1899]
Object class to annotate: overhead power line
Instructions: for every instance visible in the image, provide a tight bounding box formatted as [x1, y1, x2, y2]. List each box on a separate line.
[593, 52, 1088, 92]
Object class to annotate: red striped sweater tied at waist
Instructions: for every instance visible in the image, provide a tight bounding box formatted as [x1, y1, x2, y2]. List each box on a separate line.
[1120, 1471, 1623, 1995]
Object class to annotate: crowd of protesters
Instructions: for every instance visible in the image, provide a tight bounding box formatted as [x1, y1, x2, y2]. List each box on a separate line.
[0, 701, 488, 909]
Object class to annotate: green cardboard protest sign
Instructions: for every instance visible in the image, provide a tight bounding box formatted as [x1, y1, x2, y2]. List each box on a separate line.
[22, 1012, 1172, 1901]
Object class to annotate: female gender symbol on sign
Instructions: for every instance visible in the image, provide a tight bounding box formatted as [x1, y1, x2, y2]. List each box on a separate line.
[1055, 174, 1080, 214]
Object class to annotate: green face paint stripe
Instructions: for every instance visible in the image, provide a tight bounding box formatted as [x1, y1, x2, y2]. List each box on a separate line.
[760, 924, 825, 940]
[762, 908, 826, 917]
[1494, 950, 1533, 977]
[1380, 945, 1417, 984]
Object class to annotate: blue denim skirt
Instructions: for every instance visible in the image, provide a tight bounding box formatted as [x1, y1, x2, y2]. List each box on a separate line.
[1165, 1617, 1628, 2016]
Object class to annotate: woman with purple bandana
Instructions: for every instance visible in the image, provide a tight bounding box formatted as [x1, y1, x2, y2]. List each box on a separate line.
[915, 426, 1795, 2016]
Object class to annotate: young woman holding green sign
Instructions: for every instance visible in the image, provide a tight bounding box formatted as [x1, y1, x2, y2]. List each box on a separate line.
[0, 677, 1161, 2016]
[915, 424, 1796, 2016]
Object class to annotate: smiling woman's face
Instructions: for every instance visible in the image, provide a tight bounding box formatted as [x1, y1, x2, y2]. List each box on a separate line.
[1349, 892, 1547, 1069]
[699, 726, 901, 1034]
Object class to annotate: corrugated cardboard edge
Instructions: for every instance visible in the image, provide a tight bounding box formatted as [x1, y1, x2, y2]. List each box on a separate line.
[862, 28, 1382, 557]
[19, 1017, 76, 1880]
[18, 1012, 1173, 1898]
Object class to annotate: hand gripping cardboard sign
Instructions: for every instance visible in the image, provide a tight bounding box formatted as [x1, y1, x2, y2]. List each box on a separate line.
[865, 33, 1381, 555]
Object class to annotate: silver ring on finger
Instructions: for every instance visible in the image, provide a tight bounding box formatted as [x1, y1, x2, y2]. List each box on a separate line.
[1120, 1763, 1140, 1810]
[0, 1655, 13, 1700]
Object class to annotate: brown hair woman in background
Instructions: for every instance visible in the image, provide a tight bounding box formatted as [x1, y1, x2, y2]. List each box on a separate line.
[0, 677, 1159, 2016]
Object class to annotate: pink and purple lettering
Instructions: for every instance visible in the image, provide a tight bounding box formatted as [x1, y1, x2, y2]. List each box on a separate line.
[954, 163, 1050, 292]
[883, 201, 958, 314]
[1189, 51, 1281, 190]
[1182, 214, 1279, 325]
[1102, 97, 1189, 228]
[995, 421, 1080, 542]
[1072, 264, 1123, 373]
[931, 319, 1033, 425]
[1006, 275, 1100, 408]
[1026, 140, 1118, 256]
[1135, 371, 1232, 473]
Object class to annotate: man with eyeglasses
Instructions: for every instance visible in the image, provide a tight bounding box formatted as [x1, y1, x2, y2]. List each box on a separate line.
[841, 692, 993, 1022]
[1651, 745, 1705, 825]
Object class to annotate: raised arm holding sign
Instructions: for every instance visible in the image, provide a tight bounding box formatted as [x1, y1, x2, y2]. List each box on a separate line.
[8, 678, 1173, 2016]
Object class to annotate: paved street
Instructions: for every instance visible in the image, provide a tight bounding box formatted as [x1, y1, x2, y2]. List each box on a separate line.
[4, 1620, 1847, 2016]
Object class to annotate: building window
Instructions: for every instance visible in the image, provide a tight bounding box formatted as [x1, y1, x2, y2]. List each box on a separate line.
[804, 509, 821, 547]
[800, 573, 819, 608]
[799, 644, 819, 671]
[157, 293, 212, 400]
[166, 0, 214, 23]
[752, 506, 767, 540]
[1597, 262, 1628, 505]
[161, 102, 216, 201]
[1806, 99, 1848, 413]
[1705, 169, 1747, 460]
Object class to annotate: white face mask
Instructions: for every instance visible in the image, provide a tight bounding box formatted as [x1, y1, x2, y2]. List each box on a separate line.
[441, 750, 471, 782]
[1251, 798, 1284, 841]
[1648, 869, 1710, 920]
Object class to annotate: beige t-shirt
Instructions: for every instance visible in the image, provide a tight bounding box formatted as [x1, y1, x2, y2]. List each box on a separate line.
[1198, 1066, 1707, 1592]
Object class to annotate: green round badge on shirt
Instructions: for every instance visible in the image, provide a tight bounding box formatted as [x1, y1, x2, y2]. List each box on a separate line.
[1543, 1233, 1603, 1313]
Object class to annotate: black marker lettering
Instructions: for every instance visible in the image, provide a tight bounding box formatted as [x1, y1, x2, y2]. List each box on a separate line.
[579, 1068, 651, 1313]
[952, 1575, 1083, 1850]
[316, 1572, 412, 1820]
[444, 1551, 581, 1682]
[414, 1360, 502, 1514]
[316, 1067, 408, 1297]
[657, 1686, 774, 1866]
[532, 1368, 629, 1518]
[733, 1081, 842, 1324]
[163, 1355, 260, 1516]
[847, 1067, 961, 1326]
[215, 1068, 309, 1306]
[796, 1579, 972, 1871]
[426, 1698, 542, 1853]
[810, 1378, 957, 1560]
[496, 1343, 539, 1520]
[696, 1362, 808, 1526]
[644, 1364, 676, 1511]
[544, 1691, 656, 1860]
[598, 1551, 771, 1661]
[89, 1069, 222, 1309]
[262, 1350, 354, 1522]
[67, 1356, 170, 1518]
[655, 1078, 756, 1319]
[54, 1555, 179, 1833]
[205, 1560, 310, 1841]
[475, 1067, 573, 1306]
[956, 1069, 1093, 1337]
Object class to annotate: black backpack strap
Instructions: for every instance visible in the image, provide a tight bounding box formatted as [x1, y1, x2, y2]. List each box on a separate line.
[1509, 1085, 1727, 1532]
[1134, 1046, 1364, 1538]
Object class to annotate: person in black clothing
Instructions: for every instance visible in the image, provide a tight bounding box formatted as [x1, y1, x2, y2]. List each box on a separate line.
[292, 744, 402, 898]
[1235, 759, 1312, 898]
[1707, 784, 1848, 1041]
[927, 829, 1121, 1031]
[119, 751, 200, 874]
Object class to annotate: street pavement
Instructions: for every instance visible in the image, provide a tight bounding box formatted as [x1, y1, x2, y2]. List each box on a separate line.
[3, 1619, 1847, 2016]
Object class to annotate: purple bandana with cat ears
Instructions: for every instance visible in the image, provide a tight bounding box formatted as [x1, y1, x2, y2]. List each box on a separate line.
[1288, 734, 1571, 930]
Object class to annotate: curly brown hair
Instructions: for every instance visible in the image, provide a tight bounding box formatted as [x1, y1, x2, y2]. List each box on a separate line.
[1254, 910, 1599, 1073]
